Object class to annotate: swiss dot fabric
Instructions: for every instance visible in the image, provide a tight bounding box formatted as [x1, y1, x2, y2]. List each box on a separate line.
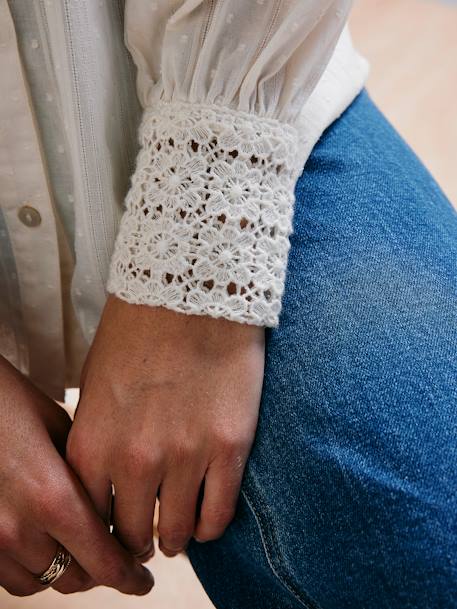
[107, 0, 361, 327]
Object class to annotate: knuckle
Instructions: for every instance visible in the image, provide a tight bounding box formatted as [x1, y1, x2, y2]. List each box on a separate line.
[159, 523, 191, 549]
[66, 435, 98, 477]
[122, 534, 153, 557]
[121, 444, 162, 479]
[216, 430, 251, 456]
[69, 568, 91, 589]
[218, 450, 248, 475]
[205, 505, 236, 530]
[65, 431, 84, 468]
[170, 436, 198, 465]
[35, 481, 74, 524]
[102, 557, 130, 587]
[53, 571, 92, 594]
[0, 519, 21, 552]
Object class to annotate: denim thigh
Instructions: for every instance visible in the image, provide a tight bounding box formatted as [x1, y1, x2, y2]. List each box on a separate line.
[186, 89, 457, 609]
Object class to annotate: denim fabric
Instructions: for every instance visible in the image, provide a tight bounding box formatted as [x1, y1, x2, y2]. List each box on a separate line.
[186, 89, 457, 609]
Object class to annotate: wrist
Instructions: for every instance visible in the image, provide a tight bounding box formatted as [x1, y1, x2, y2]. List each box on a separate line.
[105, 294, 265, 346]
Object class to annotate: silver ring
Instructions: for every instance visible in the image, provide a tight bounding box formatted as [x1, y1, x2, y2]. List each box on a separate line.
[35, 543, 72, 586]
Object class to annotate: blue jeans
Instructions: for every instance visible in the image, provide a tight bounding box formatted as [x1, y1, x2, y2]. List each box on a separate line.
[186, 89, 457, 609]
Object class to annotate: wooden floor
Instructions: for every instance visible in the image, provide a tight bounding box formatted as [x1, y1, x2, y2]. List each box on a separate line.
[2, 1, 456, 608]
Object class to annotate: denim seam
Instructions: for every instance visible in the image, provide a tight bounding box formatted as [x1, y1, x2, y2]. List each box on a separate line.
[241, 484, 324, 609]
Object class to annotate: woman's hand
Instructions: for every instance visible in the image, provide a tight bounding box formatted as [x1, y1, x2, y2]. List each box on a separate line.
[0, 356, 154, 597]
[66, 295, 265, 559]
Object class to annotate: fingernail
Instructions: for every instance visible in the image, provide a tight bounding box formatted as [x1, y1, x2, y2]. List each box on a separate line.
[194, 537, 205, 543]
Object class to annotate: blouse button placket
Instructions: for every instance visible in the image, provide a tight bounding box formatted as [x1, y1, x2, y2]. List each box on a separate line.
[0, 0, 66, 400]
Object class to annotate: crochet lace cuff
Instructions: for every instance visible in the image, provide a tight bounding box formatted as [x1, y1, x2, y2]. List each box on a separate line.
[106, 100, 302, 327]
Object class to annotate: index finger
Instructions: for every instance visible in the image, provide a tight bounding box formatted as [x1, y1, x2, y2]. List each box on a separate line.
[46, 467, 154, 596]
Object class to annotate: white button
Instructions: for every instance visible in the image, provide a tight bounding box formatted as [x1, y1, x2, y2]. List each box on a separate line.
[18, 205, 42, 227]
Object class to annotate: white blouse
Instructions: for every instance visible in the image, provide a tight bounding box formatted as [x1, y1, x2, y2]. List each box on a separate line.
[0, 0, 369, 400]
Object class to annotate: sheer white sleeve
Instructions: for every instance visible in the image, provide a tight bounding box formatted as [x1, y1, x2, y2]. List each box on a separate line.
[106, 0, 355, 327]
